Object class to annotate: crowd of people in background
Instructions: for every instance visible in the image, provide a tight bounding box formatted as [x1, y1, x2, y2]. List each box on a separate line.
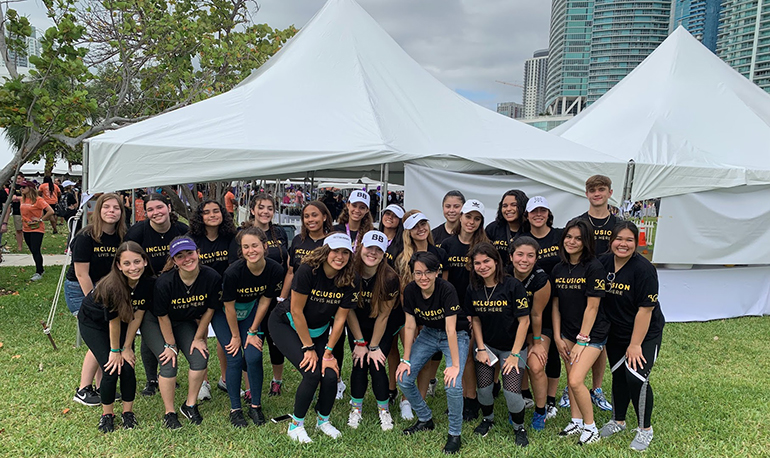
[0, 173, 663, 454]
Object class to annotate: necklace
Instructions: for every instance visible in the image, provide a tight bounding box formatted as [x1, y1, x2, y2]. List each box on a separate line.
[483, 283, 497, 302]
[181, 274, 197, 295]
[587, 214, 611, 228]
[567, 262, 579, 275]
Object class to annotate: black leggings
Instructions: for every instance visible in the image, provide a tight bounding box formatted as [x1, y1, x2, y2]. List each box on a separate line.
[269, 313, 337, 418]
[78, 315, 136, 405]
[332, 325, 346, 376]
[348, 326, 394, 402]
[23, 232, 44, 274]
[141, 339, 158, 383]
[606, 335, 661, 429]
[262, 303, 285, 366]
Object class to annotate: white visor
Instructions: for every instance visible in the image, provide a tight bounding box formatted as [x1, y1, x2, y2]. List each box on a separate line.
[403, 212, 429, 230]
[382, 204, 405, 219]
[324, 233, 354, 252]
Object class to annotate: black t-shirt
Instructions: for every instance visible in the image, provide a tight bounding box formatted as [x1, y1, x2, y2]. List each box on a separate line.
[65, 230, 122, 283]
[577, 212, 618, 256]
[384, 238, 402, 267]
[125, 220, 189, 274]
[431, 224, 453, 248]
[332, 223, 359, 249]
[551, 258, 609, 342]
[439, 235, 471, 306]
[154, 265, 222, 321]
[80, 276, 155, 325]
[519, 267, 552, 331]
[599, 253, 665, 342]
[525, 227, 563, 276]
[11, 187, 22, 215]
[276, 263, 358, 330]
[222, 258, 284, 321]
[288, 235, 325, 273]
[465, 275, 529, 350]
[264, 225, 290, 276]
[403, 277, 469, 332]
[190, 233, 237, 276]
[485, 221, 524, 265]
[353, 273, 401, 332]
[0, 188, 8, 212]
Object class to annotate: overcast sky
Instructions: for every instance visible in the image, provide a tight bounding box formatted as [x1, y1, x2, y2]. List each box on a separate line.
[13, 0, 551, 110]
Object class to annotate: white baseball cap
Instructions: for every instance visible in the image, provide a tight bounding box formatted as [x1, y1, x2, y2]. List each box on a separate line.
[349, 190, 370, 208]
[403, 212, 429, 230]
[324, 233, 354, 252]
[382, 204, 405, 219]
[362, 230, 388, 252]
[526, 196, 550, 213]
[62, 180, 76, 187]
[461, 199, 485, 215]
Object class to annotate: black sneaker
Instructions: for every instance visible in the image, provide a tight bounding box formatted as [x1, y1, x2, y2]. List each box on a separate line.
[97, 414, 115, 433]
[403, 418, 435, 435]
[443, 434, 461, 454]
[94, 386, 121, 402]
[163, 412, 182, 430]
[474, 418, 493, 437]
[229, 410, 248, 428]
[388, 389, 398, 405]
[247, 406, 266, 426]
[122, 411, 138, 429]
[73, 385, 100, 406]
[140, 380, 158, 397]
[462, 398, 479, 422]
[514, 426, 529, 447]
[180, 403, 203, 425]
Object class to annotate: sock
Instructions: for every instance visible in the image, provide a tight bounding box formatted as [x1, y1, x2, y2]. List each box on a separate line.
[547, 395, 556, 406]
[377, 400, 389, 411]
[509, 409, 525, 427]
[389, 389, 398, 400]
[522, 389, 533, 400]
[480, 403, 494, 419]
[572, 417, 584, 426]
[584, 422, 597, 431]
[289, 415, 304, 430]
[317, 413, 330, 426]
[272, 378, 282, 384]
[535, 405, 546, 415]
[350, 397, 363, 410]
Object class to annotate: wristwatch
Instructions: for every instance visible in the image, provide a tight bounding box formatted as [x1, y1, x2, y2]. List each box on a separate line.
[368, 345, 380, 352]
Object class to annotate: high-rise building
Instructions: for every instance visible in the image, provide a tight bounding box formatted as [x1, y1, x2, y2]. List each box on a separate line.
[545, 0, 593, 116]
[671, 0, 722, 53]
[717, 0, 770, 92]
[0, 26, 43, 78]
[523, 49, 549, 118]
[497, 102, 524, 119]
[587, 1, 671, 104]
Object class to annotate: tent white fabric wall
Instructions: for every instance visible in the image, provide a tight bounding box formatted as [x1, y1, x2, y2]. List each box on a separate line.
[85, 0, 626, 200]
[0, 129, 80, 177]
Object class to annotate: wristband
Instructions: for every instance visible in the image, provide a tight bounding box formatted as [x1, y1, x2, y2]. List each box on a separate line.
[323, 356, 335, 361]
[324, 345, 333, 352]
[301, 345, 315, 353]
[474, 347, 486, 353]
[110, 348, 122, 353]
[353, 338, 365, 344]
[400, 358, 411, 366]
[511, 353, 521, 359]
[576, 333, 591, 343]
[533, 336, 541, 341]
[164, 343, 177, 349]
[368, 345, 380, 352]
[577, 342, 588, 347]
[354, 341, 368, 347]
[276, 297, 286, 303]
[247, 331, 258, 336]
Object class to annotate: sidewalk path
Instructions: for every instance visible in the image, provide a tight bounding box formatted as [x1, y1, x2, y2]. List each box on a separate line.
[2, 254, 69, 267]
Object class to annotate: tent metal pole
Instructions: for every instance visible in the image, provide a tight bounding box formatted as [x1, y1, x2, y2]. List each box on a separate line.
[382, 163, 389, 215]
[131, 189, 136, 225]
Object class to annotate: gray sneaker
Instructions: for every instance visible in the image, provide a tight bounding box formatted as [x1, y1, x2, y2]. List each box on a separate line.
[630, 427, 654, 452]
[31, 272, 43, 281]
[600, 420, 627, 438]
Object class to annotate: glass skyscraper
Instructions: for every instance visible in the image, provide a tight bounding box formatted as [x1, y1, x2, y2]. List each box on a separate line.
[717, 0, 770, 92]
[672, 0, 722, 52]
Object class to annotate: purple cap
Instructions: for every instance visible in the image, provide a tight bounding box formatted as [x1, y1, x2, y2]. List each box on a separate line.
[169, 237, 198, 257]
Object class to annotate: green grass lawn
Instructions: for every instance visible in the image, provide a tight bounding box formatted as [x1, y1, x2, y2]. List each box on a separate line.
[0, 266, 768, 457]
[2, 225, 69, 255]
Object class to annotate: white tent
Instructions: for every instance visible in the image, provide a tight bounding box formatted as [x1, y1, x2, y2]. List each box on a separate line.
[85, 0, 626, 199]
[0, 129, 81, 177]
[552, 27, 770, 201]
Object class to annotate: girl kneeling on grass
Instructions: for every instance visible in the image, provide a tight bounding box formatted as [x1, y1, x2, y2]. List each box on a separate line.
[598, 221, 665, 452]
[467, 242, 531, 447]
[77, 241, 154, 432]
[143, 236, 222, 429]
[345, 230, 400, 431]
[268, 233, 358, 443]
[397, 252, 469, 455]
[551, 219, 609, 445]
[213, 226, 284, 428]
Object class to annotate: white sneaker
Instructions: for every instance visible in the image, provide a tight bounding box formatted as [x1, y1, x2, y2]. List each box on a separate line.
[336, 380, 346, 400]
[316, 420, 342, 439]
[579, 427, 601, 445]
[347, 408, 362, 429]
[523, 397, 535, 409]
[31, 273, 43, 281]
[546, 405, 558, 420]
[378, 409, 394, 431]
[399, 399, 414, 420]
[197, 380, 212, 401]
[288, 425, 312, 443]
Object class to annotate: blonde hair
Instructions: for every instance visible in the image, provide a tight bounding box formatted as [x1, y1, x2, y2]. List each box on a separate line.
[395, 209, 436, 289]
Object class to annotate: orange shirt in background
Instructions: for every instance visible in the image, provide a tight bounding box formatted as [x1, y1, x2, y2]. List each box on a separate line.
[134, 198, 146, 221]
[21, 197, 50, 233]
[225, 191, 235, 213]
[38, 183, 60, 206]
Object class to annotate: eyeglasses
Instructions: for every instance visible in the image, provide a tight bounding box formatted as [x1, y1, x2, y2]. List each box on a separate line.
[413, 270, 437, 278]
[606, 272, 615, 289]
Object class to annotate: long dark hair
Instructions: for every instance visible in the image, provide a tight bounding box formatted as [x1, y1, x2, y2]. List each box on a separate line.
[378, 205, 404, 247]
[354, 243, 400, 318]
[243, 194, 286, 263]
[94, 241, 153, 323]
[559, 218, 595, 264]
[188, 199, 237, 239]
[300, 201, 333, 241]
[467, 242, 504, 289]
[80, 193, 127, 244]
[301, 238, 356, 288]
[452, 208, 490, 248]
[495, 189, 528, 227]
[145, 193, 179, 225]
[337, 201, 374, 249]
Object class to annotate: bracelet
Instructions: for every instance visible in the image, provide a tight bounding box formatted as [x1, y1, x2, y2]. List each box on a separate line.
[354, 341, 368, 347]
[164, 343, 177, 349]
[353, 338, 365, 344]
[110, 348, 122, 353]
[577, 342, 588, 347]
[247, 331, 258, 336]
[474, 347, 486, 353]
[400, 358, 411, 366]
[276, 297, 286, 303]
[301, 345, 315, 353]
[323, 356, 335, 361]
[368, 345, 380, 352]
[324, 345, 333, 352]
[576, 333, 591, 343]
[511, 353, 521, 359]
[533, 336, 542, 341]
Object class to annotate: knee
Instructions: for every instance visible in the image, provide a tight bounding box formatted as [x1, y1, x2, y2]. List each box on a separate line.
[159, 362, 178, 378]
[568, 373, 585, 391]
[503, 390, 525, 413]
[303, 368, 322, 385]
[527, 357, 545, 375]
[189, 356, 208, 372]
[244, 348, 262, 367]
[445, 382, 463, 398]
